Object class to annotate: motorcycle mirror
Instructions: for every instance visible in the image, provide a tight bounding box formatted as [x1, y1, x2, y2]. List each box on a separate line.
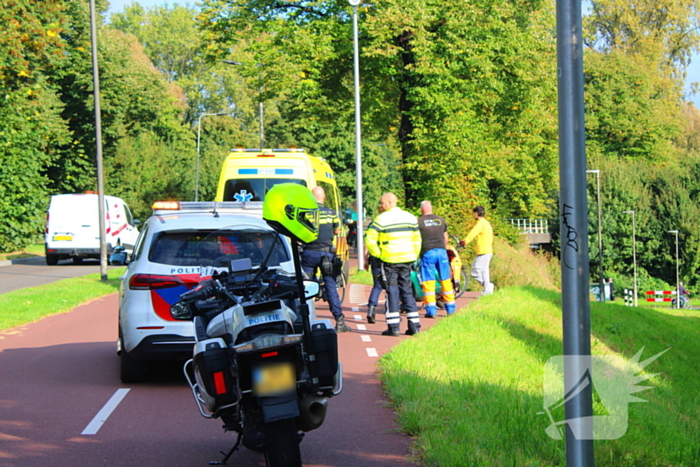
[170, 301, 193, 320]
[109, 246, 129, 265]
[303, 280, 321, 299]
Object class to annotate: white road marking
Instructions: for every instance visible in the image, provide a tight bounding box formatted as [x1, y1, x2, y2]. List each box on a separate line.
[81, 388, 130, 435]
[356, 324, 367, 331]
[352, 307, 359, 312]
[349, 284, 368, 305]
[354, 315, 362, 321]
[366, 348, 379, 357]
[361, 335, 372, 342]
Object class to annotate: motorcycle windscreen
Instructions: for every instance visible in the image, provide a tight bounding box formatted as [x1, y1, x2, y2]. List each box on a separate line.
[252, 362, 296, 396]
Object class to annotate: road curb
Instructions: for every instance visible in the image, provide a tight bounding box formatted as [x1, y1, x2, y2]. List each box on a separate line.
[0, 256, 45, 268]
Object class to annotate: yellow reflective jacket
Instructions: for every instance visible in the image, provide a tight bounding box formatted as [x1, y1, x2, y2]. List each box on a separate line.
[365, 207, 421, 263]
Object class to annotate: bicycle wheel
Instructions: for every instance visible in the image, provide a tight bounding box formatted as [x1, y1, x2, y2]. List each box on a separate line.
[453, 268, 468, 299]
[336, 272, 347, 305]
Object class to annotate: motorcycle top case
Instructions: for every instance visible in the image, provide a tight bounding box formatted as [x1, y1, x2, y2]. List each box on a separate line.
[310, 319, 338, 389]
[192, 338, 238, 412]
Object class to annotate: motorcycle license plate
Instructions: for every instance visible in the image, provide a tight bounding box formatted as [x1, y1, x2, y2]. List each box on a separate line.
[252, 362, 295, 396]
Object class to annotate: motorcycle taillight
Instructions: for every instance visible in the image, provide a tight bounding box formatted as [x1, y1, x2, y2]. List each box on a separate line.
[129, 274, 184, 290]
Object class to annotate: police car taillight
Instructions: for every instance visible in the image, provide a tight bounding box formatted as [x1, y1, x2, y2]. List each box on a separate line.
[129, 274, 184, 290]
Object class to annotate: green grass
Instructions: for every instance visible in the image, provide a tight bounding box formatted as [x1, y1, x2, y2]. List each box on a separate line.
[0, 243, 45, 261]
[379, 286, 700, 467]
[349, 266, 374, 286]
[0, 268, 125, 331]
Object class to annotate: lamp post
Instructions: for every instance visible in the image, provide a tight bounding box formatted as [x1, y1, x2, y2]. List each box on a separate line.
[586, 169, 604, 302]
[349, 0, 364, 270]
[89, 0, 108, 281]
[668, 230, 680, 309]
[622, 210, 638, 306]
[195, 112, 228, 201]
[223, 60, 264, 149]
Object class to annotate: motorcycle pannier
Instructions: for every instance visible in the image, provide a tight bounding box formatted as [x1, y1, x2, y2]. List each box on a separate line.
[310, 321, 338, 388]
[193, 339, 238, 409]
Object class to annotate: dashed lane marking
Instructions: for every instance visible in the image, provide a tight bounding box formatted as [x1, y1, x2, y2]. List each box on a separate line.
[81, 388, 130, 435]
[366, 348, 379, 357]
[356, 324, 366, 331]
[354, 315, 362, 321]
[361, 335, 371, 342]
[349, 284, 368, 305]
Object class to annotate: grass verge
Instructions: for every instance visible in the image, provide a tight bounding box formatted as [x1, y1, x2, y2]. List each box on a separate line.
[379, 286, 700, 467]
[0, 268, 125, 332]
[0, 243, 45, 261]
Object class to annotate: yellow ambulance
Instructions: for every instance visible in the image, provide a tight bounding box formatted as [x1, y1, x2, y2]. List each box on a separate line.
[215, 148, 348, 260]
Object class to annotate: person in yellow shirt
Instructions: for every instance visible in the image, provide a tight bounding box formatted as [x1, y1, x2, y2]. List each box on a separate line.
[460, 205, 494, 295]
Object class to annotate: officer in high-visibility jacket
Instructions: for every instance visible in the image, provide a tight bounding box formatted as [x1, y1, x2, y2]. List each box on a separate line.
[365, 193, 422, 336]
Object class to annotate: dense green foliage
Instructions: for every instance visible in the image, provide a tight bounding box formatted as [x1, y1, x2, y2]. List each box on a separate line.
[2, 0, 700, 292]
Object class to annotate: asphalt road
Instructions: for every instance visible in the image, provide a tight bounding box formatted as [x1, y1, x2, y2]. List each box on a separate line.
[0, 257, 114, 295]
[0, 279, 478, 467]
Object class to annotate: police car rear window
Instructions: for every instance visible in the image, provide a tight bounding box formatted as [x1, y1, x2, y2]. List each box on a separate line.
[149, 230, 290, 267]
[223, 178, 306, 202]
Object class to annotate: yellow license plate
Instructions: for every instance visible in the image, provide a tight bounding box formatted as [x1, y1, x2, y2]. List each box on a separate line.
[53, 235, 73, 241]
[252, 362, 296, 396]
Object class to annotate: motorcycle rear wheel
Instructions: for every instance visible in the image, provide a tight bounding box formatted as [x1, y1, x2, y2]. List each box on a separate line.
[263, 418, 301, 467]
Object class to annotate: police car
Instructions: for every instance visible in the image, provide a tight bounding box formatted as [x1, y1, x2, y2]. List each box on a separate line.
[115, 201, 300, 383]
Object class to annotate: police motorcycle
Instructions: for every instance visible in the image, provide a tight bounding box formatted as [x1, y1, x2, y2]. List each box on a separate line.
[170, 184, 342, 466]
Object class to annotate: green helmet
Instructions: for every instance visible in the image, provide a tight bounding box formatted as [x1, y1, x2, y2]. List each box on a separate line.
[263, 183, 319, 243]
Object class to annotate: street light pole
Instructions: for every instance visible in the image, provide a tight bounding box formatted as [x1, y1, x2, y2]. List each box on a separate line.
[586, 169, 604, 302]
[668, 230, 680, 309]
[89, 0, 108, 282]
[195, 112, 228, 201]
[623, 210, 638, 306]
[349, 0, 364, 270]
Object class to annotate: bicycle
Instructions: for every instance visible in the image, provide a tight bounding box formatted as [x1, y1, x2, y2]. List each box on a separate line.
[671, 294, 691, 309]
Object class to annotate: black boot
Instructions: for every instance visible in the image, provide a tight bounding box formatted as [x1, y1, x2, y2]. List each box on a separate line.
[335, 315, 351, 333]
[367, 305, 376, 324]
[381, 328, 400, 337]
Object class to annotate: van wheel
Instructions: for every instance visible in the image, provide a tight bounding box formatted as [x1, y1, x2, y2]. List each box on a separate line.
[120, 349, 148, 383]
[72, 257, 83, 265]
[46, 254, 59, 266]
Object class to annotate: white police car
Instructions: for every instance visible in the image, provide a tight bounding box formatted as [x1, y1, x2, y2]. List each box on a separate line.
[114, 201, 301, 383]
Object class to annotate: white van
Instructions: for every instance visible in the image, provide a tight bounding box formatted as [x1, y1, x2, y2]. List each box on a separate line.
[44, 193, 140, 265]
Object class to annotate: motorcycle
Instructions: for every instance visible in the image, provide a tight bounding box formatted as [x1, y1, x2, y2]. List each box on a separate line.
[170, 227, 342, 466]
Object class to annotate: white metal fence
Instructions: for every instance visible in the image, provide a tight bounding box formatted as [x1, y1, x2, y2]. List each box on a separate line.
[506, 219, 549, 234]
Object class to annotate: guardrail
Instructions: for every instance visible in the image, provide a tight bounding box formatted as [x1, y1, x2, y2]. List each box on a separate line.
[506, 219, 549, 234]
[645, 290, 676, 304]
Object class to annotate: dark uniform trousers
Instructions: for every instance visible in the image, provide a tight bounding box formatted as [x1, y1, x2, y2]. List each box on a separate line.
[382, 262, 420, 334]
[301, 249, 343, 319]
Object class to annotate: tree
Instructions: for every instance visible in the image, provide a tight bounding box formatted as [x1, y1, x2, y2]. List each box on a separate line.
[0, 0, 72, 251]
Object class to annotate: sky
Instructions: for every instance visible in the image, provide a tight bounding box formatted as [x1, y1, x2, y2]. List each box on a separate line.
[105, 0, 700, 108]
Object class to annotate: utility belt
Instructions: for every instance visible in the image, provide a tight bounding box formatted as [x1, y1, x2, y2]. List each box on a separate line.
[303, 245, 335, 253]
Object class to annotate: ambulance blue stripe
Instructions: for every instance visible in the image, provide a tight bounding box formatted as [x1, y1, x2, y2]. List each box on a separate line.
[275, 169, 294, 175]
[238, 169, 258, 174]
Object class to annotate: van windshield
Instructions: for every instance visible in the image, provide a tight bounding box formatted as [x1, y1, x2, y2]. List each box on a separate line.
[222, 178, 307, 202]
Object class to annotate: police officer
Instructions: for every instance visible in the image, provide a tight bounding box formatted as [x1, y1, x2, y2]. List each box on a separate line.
[365, 193, 422, 336]
[301, 186, 351, 333]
